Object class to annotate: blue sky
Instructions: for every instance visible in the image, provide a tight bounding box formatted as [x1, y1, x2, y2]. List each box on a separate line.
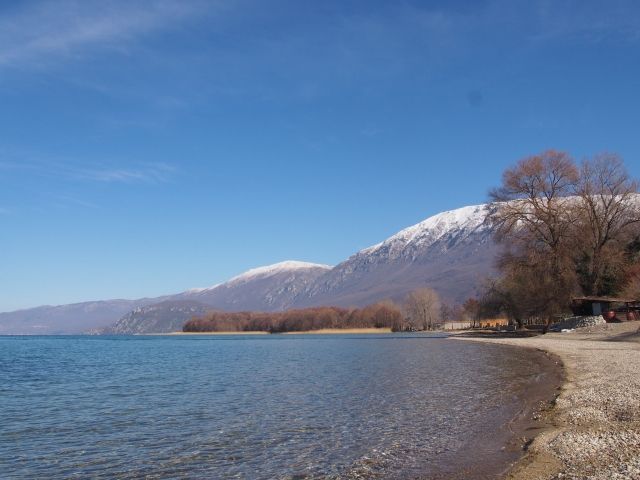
[2, 0, 640, 312]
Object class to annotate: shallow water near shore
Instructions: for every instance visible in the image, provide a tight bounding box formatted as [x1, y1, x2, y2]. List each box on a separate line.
[0, 334, 558, 478]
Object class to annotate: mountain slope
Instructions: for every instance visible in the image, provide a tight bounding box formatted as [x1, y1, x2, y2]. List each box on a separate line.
[99, 300, 213, 334]
[173, 205, 496, 310]
[178, 261, 333, 311]
[292, 204, 497, 307]
[0, 298, 173, 335]
[0, 204, 499, 334]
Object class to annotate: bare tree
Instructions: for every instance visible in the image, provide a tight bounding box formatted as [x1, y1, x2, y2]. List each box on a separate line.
[439, 304, 452, 321]
[376, 299, 402, 312]
[404, 288, 441, 330]
[622, 262, 640, 301]
[574, 153, 640, 296]
[485, 149, 640, 325]
[488, 149, 580, 321]
[488, 149, 579, 273]
[462, 298, 481, 328]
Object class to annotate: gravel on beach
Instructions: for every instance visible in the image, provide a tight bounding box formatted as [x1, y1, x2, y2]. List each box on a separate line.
[458, 321, 640, 480]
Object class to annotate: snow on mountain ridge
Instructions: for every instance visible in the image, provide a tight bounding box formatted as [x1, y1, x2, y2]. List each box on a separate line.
[183, 284, 221, 295]
[358, 204, 489, 258]
[226, 261, 333, 285]
[188, 206, 490, 294]
[181, 262, 332, 294]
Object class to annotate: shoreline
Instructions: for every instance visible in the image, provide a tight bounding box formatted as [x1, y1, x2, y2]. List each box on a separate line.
[455, 321, 640, 479]
[426, 343, 566, 479]
[280, 327, 392, 334]
[158, 328, 392, 335]
[154, 331, 269, 335]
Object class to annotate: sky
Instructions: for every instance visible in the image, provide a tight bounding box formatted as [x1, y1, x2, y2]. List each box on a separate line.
[2, 0, 640, 312]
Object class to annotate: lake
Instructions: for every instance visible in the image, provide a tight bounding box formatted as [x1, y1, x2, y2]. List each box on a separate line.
[0, 334, 557, 478]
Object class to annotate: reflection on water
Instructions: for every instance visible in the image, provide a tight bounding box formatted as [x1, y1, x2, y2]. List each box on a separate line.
[0, 334, 546, 478]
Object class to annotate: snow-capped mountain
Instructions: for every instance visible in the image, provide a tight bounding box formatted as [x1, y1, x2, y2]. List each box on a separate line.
[223, 261, 332, 287]
[0, 204, 498, 334]
[174, 204, 497, 312]
[359, 204, 491, 261]
[292, 204, 497, 308]
[176, 261, 332, 312]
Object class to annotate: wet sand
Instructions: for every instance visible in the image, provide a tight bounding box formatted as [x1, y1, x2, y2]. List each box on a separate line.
[419, 343, 565, 479]
[455, 322, 640, 479]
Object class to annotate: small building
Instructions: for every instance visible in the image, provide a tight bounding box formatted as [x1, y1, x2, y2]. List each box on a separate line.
[571, 296, 639, 320]
[444, 320, 471, 330]
[479, 318, 509, 328]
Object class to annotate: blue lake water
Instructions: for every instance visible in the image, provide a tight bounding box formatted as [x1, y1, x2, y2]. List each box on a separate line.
[0, 334, 553, 478]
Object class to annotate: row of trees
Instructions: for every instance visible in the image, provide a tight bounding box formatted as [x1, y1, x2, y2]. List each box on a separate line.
[182, 288, 473, 333]
[481, 150, 640, 326]
[183, 304, 404, 333]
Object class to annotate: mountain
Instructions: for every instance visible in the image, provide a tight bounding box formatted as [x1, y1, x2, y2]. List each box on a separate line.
[178, 261, 332, 311]
[97, 300, 213, 335]
[293, 204, 498, 307]
[0, 203, 498, 334]
[0, 298, 171, 335]
[178, 205, 496, 311]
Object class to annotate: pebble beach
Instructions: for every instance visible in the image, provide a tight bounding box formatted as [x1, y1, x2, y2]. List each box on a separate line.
[459, 321, 640, 479]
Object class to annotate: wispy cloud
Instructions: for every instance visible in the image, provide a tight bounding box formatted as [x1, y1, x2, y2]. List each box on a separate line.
[47, 192, 101, 210]
[0, 156, 176, 214]
[530, 1, 640, 44]
[74, 163, 175, 184]
[361, 128, 380, 138]
[0, 152, 176, 185]
[0, 0, 207, 70]
[1, 0, 637, 104]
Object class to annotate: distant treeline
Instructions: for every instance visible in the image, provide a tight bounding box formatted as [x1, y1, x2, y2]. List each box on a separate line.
[182, 304, 404, 333]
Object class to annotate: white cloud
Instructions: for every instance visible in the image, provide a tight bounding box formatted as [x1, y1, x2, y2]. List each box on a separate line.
[0, 0, 637, 102]
[0, 153, 176, 185]
[528, 1, 640, 45]
[74, 163, 175, 184]
[0, 0, 208, 70]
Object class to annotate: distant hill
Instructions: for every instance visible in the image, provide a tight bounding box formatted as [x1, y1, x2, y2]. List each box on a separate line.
[98, 300, 213, 335]
[0, 204, 498, 334]
[0, 298, 171, 335]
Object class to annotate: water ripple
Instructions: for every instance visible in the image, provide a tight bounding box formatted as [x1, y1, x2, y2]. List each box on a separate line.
[1, 334, 545, 478]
